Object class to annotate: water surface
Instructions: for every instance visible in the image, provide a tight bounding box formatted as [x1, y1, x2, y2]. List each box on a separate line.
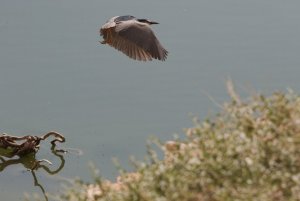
[1, 0, 300, 200]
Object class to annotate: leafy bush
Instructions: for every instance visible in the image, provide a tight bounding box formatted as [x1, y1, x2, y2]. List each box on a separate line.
[60, 86, 300, 201]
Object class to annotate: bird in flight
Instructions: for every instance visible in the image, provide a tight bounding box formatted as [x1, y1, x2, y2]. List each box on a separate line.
[100, 15, 168, 61]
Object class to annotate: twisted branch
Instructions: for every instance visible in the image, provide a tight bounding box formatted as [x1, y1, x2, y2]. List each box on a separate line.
[0, 131, 65, 157]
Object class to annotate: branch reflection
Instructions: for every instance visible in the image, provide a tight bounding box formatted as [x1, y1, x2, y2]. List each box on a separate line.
[0, 144, 66, 201]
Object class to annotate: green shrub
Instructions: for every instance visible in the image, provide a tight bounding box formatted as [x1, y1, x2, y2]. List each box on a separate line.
[60, 87, 300, 201]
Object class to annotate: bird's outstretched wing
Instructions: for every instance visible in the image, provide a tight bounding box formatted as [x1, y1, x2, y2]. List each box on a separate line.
[107, 29, 153, 61]
[115, 20, 168, 61]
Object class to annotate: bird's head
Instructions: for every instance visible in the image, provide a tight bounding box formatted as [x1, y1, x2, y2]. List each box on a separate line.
[137, 19, 159, 25]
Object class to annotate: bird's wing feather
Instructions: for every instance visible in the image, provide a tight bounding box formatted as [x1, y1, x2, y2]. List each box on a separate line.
[107, 29, 152, 61]
[115, 21, 168, 61]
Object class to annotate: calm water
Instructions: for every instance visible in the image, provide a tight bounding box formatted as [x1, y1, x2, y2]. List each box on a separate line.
[1, 0, 300, 200]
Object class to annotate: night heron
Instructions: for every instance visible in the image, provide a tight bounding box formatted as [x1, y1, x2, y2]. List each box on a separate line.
[100, 15, 168, 61]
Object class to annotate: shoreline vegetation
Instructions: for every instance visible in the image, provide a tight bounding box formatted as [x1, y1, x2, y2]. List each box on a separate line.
[38, 82, 300, 201]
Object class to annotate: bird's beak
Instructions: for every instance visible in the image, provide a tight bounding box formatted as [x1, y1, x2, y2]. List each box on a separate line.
[137, 19, 159, 25]
[149, 21, 159, 25]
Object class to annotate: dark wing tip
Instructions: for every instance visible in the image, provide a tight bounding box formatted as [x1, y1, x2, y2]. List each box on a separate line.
[148, 38, 168, 61]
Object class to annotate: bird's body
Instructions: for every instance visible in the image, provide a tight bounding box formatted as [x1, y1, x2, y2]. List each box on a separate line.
[100, 15, 168, 61]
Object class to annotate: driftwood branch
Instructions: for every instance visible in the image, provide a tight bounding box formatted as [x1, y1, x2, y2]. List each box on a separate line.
[0, 131, 66, 201]
[0, 131, 65, 157]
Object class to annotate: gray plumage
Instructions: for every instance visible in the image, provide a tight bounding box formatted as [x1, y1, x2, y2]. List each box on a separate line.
[100, 15, 168, 61]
